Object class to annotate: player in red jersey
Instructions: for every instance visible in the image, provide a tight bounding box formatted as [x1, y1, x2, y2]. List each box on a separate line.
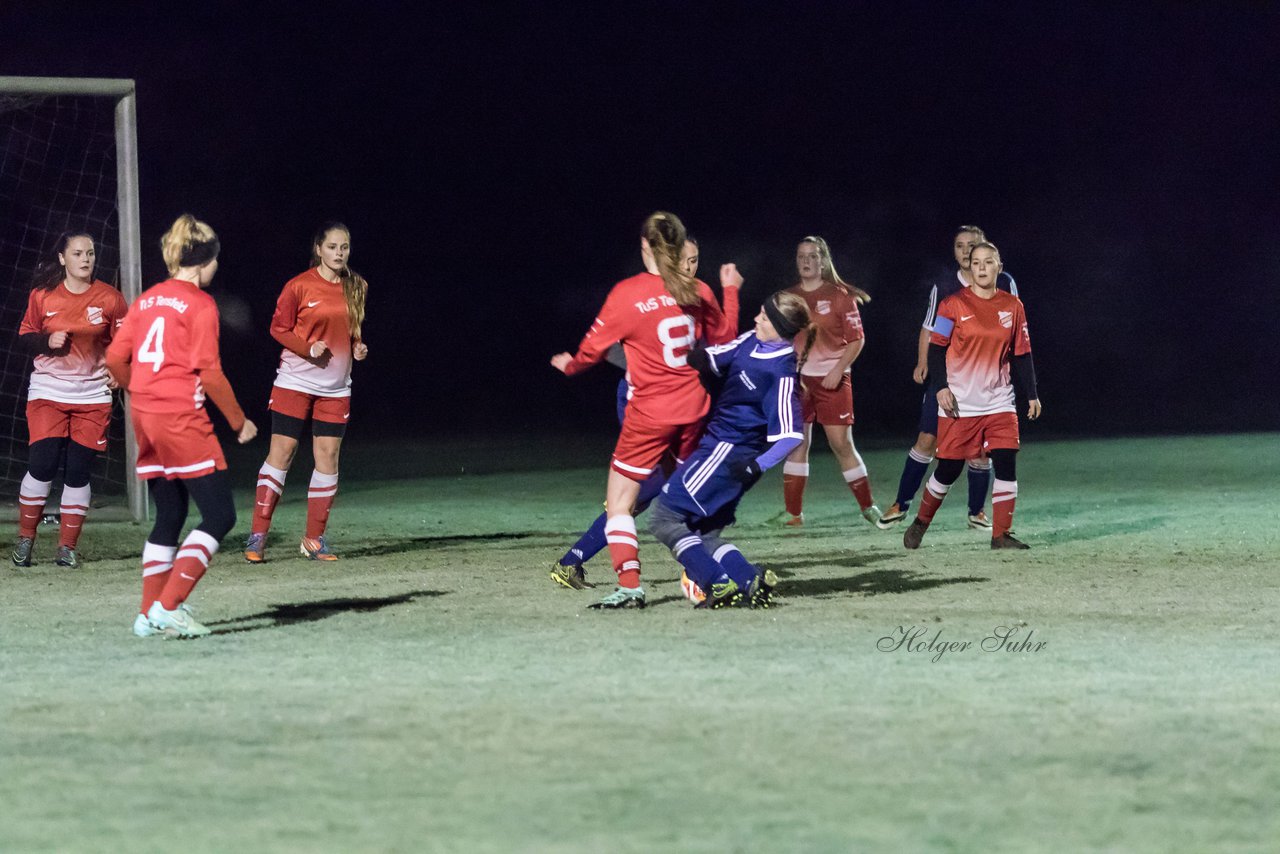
[106, 214, 257, 638]
[777, 236, 881, 526]
[243, 222, 369, 563]
[12, 232, 128, 569]
[551, 211, 737, 608]
[903, 242, 1041, 550]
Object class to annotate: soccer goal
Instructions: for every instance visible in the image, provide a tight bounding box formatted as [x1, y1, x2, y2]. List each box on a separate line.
[0, 77, 145, 521]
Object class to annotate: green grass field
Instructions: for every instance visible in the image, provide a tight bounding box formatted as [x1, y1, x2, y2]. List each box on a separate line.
[2, 433, 1277, 852]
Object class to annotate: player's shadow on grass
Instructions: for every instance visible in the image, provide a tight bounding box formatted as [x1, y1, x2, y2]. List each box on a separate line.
[208, 590, 445, 635]
[1036, 515, 1172, 544]
[773, 569, 989, 599]
[342, 532, 544, 558]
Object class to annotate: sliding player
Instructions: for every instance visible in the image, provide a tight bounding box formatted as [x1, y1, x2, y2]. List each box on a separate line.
[777, 236, 880, 526]
[903, 241, 1040, 550]
[106, 214, 257, 638]
[649, 291, 810, 608]
[550, 236, 740, 589]
[12, 231, 127, 569]
[244, 223, 369, 563]
[878, 225, 1019, 530]
[551, 211, 733, 609]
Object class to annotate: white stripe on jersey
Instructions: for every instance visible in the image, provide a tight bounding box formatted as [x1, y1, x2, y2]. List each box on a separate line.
[684, 441, 732, 497]
[767, 376, 799, 442]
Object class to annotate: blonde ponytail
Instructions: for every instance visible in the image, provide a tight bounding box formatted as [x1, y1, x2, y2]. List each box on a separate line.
[161, 214, 218, 275]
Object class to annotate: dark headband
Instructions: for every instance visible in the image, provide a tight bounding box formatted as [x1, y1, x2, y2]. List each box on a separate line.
[764, 293, 803, 339]
[179, 238, 220, 268]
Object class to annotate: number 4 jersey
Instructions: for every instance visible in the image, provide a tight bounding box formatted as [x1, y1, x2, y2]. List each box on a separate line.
[563, 272, 729, 425]
[106, 279, 225, 414]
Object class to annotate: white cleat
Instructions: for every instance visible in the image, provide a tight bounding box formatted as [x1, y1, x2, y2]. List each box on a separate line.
[133, 613, 161, 637]
[145, 600, 211, 638]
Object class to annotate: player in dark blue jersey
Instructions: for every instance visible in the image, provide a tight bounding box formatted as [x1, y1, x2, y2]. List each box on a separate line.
[878, 225, 1019, 530]
[550, 237, 742, 589]
[647, 291, 810, 609]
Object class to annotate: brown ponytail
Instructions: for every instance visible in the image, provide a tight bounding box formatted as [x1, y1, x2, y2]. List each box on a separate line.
[643, 211, 699, 306]
[771, 291, 817, 373]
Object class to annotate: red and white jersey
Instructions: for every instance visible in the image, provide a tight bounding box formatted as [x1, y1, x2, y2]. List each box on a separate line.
[271, 268, 355, 398]
[564, 272, 727, 424]
[106, 279, 224, 414]
[930, 287, 1031, 416]
[19, 280, 127, 404]
[786, 281, 864, 377]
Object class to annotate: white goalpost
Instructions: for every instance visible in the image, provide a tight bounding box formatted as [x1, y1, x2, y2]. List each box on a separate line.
[0, 76, 145, 522]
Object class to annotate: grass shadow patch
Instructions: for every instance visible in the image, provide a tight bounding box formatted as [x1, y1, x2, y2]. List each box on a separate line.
[209, 590, 446, 634]
[775, 569, 989, 599]
[1037, 515, 1172, 544]
[343, 532, 543, 558]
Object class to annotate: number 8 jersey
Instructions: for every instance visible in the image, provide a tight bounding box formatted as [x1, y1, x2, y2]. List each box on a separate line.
[562, 272, 730, 424]
[106, 278, 225, 413]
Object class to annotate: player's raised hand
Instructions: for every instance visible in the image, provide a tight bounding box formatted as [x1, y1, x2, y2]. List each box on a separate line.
[353, 341, 368, 361]
[48, 330, 69, 350]
[550, 352, 573, 373]
[720, 263, 743, 290]
[1027, 399, 1042, 420]
[237, 419, 258, 444]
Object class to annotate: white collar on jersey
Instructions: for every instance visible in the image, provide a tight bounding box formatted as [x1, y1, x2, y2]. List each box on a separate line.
[750, 344, 794, 359]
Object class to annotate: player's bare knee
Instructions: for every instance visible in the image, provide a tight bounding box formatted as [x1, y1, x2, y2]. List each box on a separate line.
[914, 434, 937, 456]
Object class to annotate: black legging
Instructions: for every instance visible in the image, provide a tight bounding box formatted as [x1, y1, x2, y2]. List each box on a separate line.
[935, 448, 1017, 486]
[147, 469, 237, 547]
[27, 437, 99, 487]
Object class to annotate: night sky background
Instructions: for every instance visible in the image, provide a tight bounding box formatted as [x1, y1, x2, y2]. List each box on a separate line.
[3, 2, 1278, 444]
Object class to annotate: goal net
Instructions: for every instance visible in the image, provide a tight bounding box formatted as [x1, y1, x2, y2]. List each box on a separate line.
[0, 78, 144, 521]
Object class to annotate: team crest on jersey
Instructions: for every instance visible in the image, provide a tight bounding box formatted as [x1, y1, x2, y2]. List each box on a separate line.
[86, 306, 105, 325]
[998, 310, 1013, 328]
[816, 300, 832, 315]
[844, 312, 861, 329]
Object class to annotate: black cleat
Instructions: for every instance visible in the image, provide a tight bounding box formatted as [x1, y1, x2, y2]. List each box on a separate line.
[696, 579, 743, 610]
[903, 520, 929, 550]
[747, 570, 779, 609]
[991, 533, 1030, 550]
[12, 536, 34, 567]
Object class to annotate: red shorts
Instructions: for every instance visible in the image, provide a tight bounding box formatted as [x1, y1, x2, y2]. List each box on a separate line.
[268, 385, 351, 424]
[27, 399, 111, 447]
[936, 411, 1020, 459]
[611, 408, 703, 482]
[132, 408, 227, 480]
[799, 373, 854, 426]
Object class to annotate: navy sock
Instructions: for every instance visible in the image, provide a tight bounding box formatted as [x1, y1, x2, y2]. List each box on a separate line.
[561, 511, 607, 566]
[894, 448, 933, 511]
[715, 545, 758, 589]
[674, 535, 728, 590]
[967, 463, 991, 516]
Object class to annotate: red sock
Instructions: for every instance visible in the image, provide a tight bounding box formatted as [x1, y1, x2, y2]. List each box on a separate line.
[140, 541, 177, 615]
[843, 464, 873, 510]
[916, 475, 951, 525]
[604, 515, 641, 588]
[306, 470, 338, 539]
[782, 462, 808, 516]
[18, 474, 51, 540]
[159, 530, 219, 610]
[992, 479, 1018, 538]
[59, 484, 91, 548]
[252, 463, 288, 535]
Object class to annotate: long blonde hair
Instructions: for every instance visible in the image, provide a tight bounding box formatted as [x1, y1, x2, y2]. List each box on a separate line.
[643, 212, 699, 306]
[799, 235, 870, 305]
[161, 214, 218, 275]
[312, 222, 368, 340]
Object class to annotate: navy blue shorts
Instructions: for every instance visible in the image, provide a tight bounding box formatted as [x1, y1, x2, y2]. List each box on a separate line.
[660, 439, 756, 526]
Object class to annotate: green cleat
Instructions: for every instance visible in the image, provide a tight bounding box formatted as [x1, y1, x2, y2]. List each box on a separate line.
[696, 578, 743, 610]
[146, 601, 211, 638]
[861, 504, 883, 525]
[550, 561, 594, 589]
[589, 586, 646, 609]
[54, 545, 80, 568]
